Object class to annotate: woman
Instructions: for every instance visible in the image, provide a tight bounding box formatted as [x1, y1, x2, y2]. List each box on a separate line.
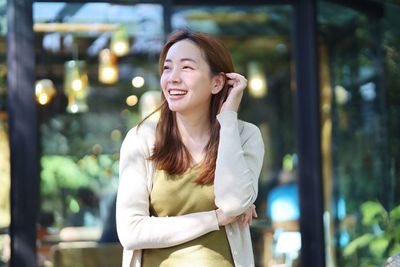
[116, 30, 264, 267]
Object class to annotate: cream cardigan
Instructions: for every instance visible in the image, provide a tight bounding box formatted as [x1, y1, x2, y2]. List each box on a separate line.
[116, 111, 265, 267]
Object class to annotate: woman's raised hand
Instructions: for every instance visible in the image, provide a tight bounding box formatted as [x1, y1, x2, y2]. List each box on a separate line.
[220, 72, 247, 113]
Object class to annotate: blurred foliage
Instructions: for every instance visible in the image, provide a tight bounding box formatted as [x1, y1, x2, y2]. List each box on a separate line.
[344, 201, 400, 267]
[41, 156, 90, 195]
[39, 109, 138, 227]
[40, 154, 119, 227]
[41, 154, 119, 195]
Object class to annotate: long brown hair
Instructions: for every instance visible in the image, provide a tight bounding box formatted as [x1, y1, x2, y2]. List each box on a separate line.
[147, 30, 234, 184]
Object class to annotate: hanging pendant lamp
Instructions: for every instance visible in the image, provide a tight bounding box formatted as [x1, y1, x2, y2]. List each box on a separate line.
[98, 48, 118, 84]
[64, 60, 89, 113]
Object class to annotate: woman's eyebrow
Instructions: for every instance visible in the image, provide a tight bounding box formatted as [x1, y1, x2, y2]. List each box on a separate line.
[164, 58, 197, 64]
[180, 58, 197, 63]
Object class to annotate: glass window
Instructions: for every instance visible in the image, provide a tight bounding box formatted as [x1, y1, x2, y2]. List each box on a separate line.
[173, 5, 300, 267]
[318, 1, 400, 266]
[33, 3, 164, 266]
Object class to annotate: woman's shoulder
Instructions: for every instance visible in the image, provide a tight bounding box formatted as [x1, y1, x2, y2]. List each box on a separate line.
[127, 121, 156, 137]
[122, 121, 157, 150]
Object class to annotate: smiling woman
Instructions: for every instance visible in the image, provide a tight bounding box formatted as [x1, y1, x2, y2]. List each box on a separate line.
[116, 30, 265, 267]
[150, 31, 242, 184]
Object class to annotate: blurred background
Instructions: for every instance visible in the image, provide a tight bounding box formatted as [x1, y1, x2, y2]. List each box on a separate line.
[1, 1, 400, 267]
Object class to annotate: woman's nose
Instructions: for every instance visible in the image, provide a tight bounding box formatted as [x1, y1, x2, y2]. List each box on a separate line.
[168, 68, 181, 83]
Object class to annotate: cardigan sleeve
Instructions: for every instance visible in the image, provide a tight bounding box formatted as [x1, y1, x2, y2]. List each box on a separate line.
[214, 111, 265, 217]
[116, 125, 219, 251]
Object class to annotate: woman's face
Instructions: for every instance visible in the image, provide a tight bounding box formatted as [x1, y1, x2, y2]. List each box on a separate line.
[160, 39, 219, 116]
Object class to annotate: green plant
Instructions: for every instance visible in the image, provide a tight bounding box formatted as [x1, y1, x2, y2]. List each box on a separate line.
[344, 201, 400, 267]
[40, 154, 119, 227]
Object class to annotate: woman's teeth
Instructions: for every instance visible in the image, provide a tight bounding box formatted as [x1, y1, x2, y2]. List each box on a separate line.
[169, 90, 187, 95]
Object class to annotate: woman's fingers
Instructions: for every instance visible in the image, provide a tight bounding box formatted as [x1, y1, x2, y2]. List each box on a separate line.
[252, 204, 258, 218]
[240, 214, 249, 228]
[225, 73, 247, 90]
[239, 204, 258, 227]
[225, 72, 246, 80]
[219, 72, 247, 113]
[216, 209, 238, 226]
[217, 205, 257, 227]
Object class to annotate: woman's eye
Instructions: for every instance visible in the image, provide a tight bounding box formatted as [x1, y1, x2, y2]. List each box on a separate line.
[163, 65, 170, 70]
[183, 66, 193, 70]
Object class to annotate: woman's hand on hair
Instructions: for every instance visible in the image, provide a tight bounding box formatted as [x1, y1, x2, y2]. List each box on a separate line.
[220, 72, 247, 113]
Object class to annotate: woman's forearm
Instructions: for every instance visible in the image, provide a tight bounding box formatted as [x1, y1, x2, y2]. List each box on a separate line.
[214, 111, 265, 217]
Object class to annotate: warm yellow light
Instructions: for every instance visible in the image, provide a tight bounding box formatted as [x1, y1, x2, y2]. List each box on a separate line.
[99, 49, 118, 84]
[250, 78, 264, 91]
[249, 76, 267, 98]
[35, 79, 56, 105]
[72, 79, 82, 91]
[112, 41, 129, 57]
[100, 67, 118, 83]
[248, 62, 267, 98]
[131, 76, 145, 88]
[126, 95, 138, 106]
[111, 26, 130, 57]
[64, 60, 90, 113]
[38, 94, 49, 105]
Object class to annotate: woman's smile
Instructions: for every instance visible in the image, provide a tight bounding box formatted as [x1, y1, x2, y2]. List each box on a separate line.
[168, 89, 188, 96]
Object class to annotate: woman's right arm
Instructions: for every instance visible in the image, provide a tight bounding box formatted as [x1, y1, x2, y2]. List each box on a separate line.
[116, 126, 220, 251]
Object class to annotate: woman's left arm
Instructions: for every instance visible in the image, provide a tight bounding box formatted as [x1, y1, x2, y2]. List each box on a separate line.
[214, 111, 265, 217]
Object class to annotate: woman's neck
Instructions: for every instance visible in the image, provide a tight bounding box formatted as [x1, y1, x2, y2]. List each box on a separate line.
[175, 111, 211, 164]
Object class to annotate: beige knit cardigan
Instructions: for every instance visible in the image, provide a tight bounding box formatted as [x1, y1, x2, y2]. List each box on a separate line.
[116, 111, 265, 267]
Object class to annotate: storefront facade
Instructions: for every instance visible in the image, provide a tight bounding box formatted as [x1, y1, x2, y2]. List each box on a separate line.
[1, 0, 399, 266]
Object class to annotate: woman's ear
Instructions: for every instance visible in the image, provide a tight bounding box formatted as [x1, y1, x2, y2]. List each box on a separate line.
[211, 73, 225, 94]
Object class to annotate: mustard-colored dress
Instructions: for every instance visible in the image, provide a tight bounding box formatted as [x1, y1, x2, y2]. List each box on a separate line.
[142, 164, 234, 267]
